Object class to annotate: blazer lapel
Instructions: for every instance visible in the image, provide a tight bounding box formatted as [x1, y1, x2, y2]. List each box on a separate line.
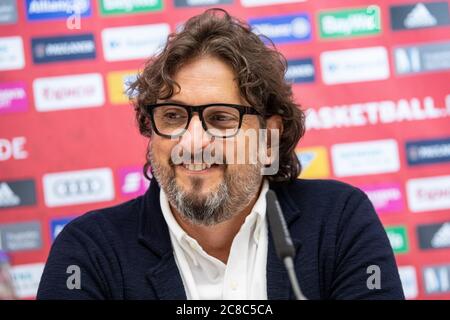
[138, 179, 187, 300]
[145, 252, 187, 300]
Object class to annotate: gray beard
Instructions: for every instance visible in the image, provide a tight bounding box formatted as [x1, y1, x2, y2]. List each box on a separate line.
[150, 150, 262, 226]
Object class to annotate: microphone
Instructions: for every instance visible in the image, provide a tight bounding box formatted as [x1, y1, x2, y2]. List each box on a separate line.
[266, 189, 307, 300]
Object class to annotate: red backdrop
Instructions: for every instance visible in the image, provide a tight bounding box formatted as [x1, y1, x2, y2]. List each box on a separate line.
[1, 0, 450, 299]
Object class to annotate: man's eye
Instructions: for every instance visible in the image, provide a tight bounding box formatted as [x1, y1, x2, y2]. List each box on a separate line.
[209, 114, 236, 122]
[164, 112, 184, 119]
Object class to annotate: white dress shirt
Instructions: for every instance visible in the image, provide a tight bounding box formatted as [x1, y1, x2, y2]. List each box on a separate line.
[160, 179, 269, 300]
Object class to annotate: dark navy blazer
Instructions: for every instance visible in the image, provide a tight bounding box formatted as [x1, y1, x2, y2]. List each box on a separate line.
[37, 178, 405, 300]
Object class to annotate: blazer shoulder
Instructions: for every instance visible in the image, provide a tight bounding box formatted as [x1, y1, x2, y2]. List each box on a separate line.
[273, 178, 371, 223]
[284, 178, 367, 205]
[56, 195, 144, 241]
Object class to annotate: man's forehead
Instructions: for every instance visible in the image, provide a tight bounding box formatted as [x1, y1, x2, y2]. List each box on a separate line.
[161, 79, 243, 105]
[173, 75, 237, 89]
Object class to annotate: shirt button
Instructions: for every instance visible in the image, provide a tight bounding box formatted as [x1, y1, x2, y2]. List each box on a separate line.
[230, 280, 238, 290]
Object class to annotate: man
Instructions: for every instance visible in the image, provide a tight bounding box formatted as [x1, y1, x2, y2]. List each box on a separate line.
[37, 9, 404, 300]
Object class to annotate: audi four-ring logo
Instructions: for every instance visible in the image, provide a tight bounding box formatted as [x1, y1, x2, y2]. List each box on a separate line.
[52, 178, 104, 197]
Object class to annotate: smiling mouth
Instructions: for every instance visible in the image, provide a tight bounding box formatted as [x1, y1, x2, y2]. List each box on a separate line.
[177, 163, 222, 174]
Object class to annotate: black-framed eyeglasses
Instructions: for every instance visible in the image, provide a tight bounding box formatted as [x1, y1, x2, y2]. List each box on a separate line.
[145, 103, 263, 138]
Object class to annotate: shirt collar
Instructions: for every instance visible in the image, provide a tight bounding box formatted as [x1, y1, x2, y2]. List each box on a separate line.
[248, 179, 269, 245]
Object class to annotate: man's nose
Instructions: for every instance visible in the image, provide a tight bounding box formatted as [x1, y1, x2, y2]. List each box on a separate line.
[177, 114, 212, 155]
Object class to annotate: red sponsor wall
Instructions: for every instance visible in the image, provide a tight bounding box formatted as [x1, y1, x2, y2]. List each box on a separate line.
[1, 0, 450, 299]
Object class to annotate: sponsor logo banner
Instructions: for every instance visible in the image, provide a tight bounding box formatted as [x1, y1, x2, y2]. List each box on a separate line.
[174, 0, 232, 8]
[241, 0, 306, 7]
[295, 146, 330, 179]
[394, 41, 450, 75]
[321, 46, 389, 85]
[286, 58, 315, 83]
[100, 0, 163, 15]
[10, 263, 45, 299]
[399, 266, 418, 299]
[50, 216, 75, 241]
[0, 221, 42, 252]
[118, 167, 150, 198]
[318, 6, 381, 39]
[0, 0, 17, 24]
[33, 73, 104, 112]
[306, 95, 450, 130]
[106, 70, 137, 105]
[406, 137, 450, 166]
[43, 167, 115, 207]
[0, 136, 28, 161]
[331, 139, 400, 177]
[31, 34, 96, 64]
[390, 1, 450, 31]
[26, 0, 91, 21]
[0, 36, 25, 71]
[249, 13, 312, 44]
[101, 24, 170, 62]
[423, 264, 450, 295]
[418, 221, 450, 250]
[385, 225, 409, 254]
[406, 175, 450, 212]
[0, 82, 27, 114]
[360, 183, 404, 214]
[0, 179, 36, 209]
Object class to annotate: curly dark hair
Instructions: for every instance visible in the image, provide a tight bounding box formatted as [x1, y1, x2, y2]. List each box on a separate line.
[128, 8, 306, 183]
